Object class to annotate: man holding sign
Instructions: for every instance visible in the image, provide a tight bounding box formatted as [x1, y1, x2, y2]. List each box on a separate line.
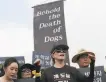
[41, 44, 95, 82]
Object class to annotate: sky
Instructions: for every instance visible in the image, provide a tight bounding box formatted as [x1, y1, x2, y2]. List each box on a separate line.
[0, 0, 106, 67]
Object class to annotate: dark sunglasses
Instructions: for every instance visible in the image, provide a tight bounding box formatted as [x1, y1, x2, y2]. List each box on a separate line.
[22, 68, 31, 73]
[54, 50, 67, 53]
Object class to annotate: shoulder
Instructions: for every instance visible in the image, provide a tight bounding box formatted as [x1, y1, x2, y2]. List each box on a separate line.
[64, 65, 78, 73]
[65, 65, 77, 70]
[44, 66, 54, 72]
[41, 67, 54, 76]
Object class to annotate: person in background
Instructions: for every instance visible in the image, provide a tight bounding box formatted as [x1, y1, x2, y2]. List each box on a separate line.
[41, 44, 95, 82]
[32, 59, 41, 82]
[32, 59, 41, 78]
[0, 57, 19, 82]
[18, 63, 35, 79]
[18, 62, 41, 82]
[72, 49, 95, 68]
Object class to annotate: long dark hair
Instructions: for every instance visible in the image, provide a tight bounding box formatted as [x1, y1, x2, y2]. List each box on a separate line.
[0, 66, 4, 77]
[3, 57, 19, 68]
[0, 57, 19, 77]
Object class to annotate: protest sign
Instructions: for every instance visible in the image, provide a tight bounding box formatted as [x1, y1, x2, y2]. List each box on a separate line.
[78, 66, 105, 82]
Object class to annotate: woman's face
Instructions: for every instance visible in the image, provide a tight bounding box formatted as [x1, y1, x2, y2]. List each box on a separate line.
[4, 62, 18, 79]
[21, 68, 32, 78]
[78, 54, 91, 68]
[52, 50, 67, 61]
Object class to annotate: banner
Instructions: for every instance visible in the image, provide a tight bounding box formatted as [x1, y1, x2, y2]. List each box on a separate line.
[78, 66, 105, 82]
[0, 56, 25, 67]
[33, 0, 70, 65]
[32, 51, 52, 69]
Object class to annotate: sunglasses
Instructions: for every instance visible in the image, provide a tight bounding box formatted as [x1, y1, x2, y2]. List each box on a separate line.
[53, 50, 67, 53]
[22, 68, 31, 73]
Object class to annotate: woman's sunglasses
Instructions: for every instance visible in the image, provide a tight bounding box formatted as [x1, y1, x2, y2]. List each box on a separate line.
[53, 50, 67, 53]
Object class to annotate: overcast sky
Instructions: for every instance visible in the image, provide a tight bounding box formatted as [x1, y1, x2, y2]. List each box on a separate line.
[0, 0, 106, 67]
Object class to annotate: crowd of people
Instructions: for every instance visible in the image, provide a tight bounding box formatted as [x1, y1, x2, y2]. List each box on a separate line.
[0, 44, 97, 82]
[0, 57, 41, 82]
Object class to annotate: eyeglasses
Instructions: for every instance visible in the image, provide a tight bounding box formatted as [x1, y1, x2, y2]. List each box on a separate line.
[22, 68, 31, 73]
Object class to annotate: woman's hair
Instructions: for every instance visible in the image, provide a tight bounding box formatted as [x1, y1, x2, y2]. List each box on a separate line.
[0, 57, 19, 77]
[3, 57, 19, 68]
[52, 58, 55, 64]
[0, 66, 5, 77]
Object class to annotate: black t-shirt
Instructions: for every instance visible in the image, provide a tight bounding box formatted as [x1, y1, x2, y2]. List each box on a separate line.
[41, 63, 94, 82]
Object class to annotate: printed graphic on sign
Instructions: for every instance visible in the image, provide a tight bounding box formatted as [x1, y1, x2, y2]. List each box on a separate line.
[78, 66, 105, 82]
[32, 51, 52, 69]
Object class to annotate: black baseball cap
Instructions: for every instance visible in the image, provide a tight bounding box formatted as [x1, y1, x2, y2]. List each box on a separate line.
[50, 44, 69, 54]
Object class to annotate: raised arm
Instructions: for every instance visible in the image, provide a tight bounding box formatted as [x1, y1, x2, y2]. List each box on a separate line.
[76, 55, 95, 82]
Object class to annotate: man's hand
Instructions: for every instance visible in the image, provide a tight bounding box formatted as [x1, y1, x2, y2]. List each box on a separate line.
[88, 54, 95, 61]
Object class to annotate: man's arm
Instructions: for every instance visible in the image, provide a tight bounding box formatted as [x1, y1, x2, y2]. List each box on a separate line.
[88, 59, 95, 80]
[76, 60, 95, 82]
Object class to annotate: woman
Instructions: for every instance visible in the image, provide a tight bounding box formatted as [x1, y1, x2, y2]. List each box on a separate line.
[0, 57, 19, 82]
[18, 63, 35, 79]
[18, 63, 41, 82]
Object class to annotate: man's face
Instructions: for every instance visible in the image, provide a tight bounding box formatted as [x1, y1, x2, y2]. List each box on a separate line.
[77, 54, 91, 68]
[52, 50, 67, 61]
